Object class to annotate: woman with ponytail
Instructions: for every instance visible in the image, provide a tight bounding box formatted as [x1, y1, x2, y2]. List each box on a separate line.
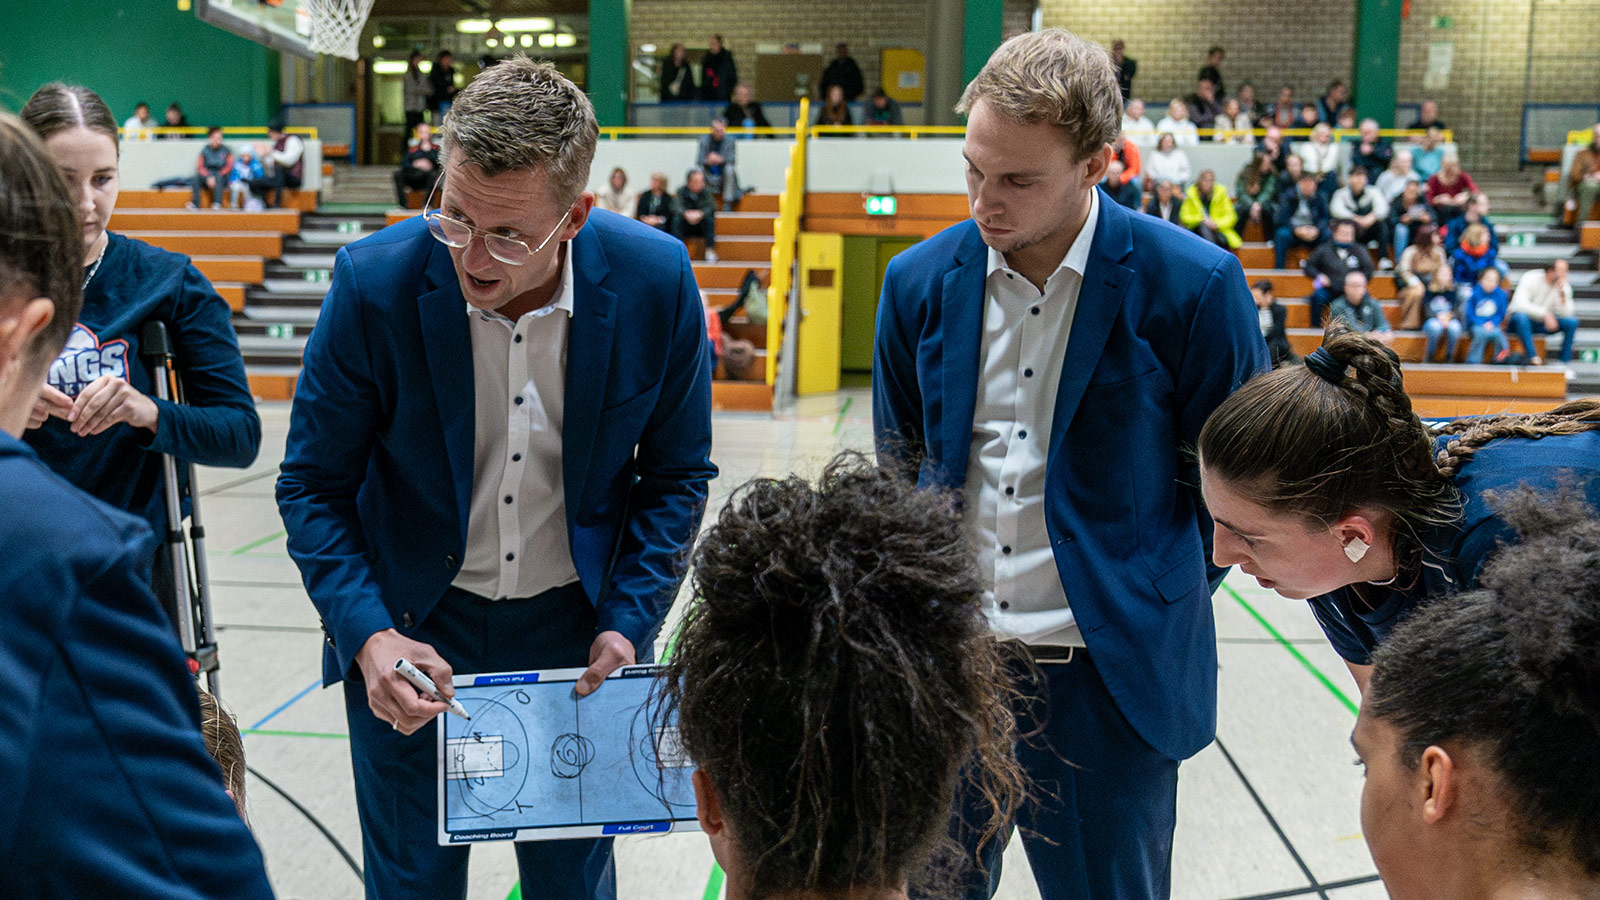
[1197, 325, 1600, 688]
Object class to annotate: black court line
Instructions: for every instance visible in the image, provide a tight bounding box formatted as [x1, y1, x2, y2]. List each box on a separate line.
[1214, 736, 1332, 900]
[198, 468, 278, 496]
[1218, 874, 1382, 900]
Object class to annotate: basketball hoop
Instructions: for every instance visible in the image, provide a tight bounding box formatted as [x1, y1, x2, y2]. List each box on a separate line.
[303, 0, 376, 61]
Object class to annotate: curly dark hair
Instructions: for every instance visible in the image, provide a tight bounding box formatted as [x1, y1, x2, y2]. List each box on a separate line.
[657, 452, 1023, 899]
[1367, 487, 1600, 874]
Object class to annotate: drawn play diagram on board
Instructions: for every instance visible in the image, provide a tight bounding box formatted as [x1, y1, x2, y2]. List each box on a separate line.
[438, 667, 698, 843]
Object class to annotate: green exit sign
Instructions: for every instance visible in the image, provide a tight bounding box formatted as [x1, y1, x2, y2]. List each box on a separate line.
[1432, 15, 1453, 28]
[866, 195, 897, 215]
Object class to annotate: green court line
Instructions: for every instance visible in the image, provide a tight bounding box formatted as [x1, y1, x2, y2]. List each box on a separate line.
[241, 728, 348, 740]
[230, 528, 287, 556]
[833, 395, 854, 435]
[701, 863, 725, 900]
[504, 883, 521, 900]
[1224, 584, 1359, 717]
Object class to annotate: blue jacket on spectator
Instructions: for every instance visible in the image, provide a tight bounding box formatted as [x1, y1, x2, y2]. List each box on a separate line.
[1463, 283, 1509, 329]
[1102, 177, 1142, 210]
[1274, 187, 1330, 238]
[1451, 245, 1500, 288]
[1442, 213, 1499, 256]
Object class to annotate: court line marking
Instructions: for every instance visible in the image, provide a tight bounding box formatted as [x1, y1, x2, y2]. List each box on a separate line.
[249, 678, 323, 731]
[230, 529, 287, 556]
[243, 728, 348, 740]
[1223, 584, 1359, 716]
[199, 468, 279, 496]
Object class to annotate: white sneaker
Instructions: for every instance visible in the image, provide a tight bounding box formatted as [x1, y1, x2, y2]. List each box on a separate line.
[1566, 367, 1578, 381]
[704, 248, 718, 262]
[212, 202, 222, 209]
[1378, 258, 1394, 270]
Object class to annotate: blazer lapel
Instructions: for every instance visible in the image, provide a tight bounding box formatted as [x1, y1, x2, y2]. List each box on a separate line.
[939, 226, 987, 483]
[416, 240, 475, 543]
[1049, 191, 1135, 460]
[561, 226, 617, 517]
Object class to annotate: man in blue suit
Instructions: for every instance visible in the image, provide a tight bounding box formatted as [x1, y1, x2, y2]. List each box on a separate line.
[873, 31, 1267, 900]
[277, 60, 715, 900]
[0, 113, 272, 899]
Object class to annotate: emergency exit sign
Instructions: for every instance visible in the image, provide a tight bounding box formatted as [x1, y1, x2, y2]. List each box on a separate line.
[866, 195, 897, 215]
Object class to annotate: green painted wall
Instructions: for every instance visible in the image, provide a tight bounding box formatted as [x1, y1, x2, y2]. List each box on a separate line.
[962, 0, 1006, 87]
[1352, 0, 1402, 127]
[840, 236, 880, 371]
[0, 2, 279, 126]
[587, 0, 631, 127]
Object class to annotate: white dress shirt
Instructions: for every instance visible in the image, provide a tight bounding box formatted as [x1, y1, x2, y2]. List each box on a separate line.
[452, 245, 581, 600]
[963, 189, 1100, 647]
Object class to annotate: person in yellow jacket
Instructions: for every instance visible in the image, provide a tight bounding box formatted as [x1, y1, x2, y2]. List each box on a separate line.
[1179, 169, 1241, 249]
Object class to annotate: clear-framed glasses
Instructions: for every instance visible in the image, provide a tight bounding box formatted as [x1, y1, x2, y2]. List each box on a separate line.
[421, 180, 568, 266]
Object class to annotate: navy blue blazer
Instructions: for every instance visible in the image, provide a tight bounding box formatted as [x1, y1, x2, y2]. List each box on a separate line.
[277, 212, 717, 684]
[0, 434, 272, 899]
[873, 190, 1268, 760]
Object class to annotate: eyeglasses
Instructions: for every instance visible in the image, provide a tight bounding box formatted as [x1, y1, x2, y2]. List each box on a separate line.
[421, 181, 568, 266]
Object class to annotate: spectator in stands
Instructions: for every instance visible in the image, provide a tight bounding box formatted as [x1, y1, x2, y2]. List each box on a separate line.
[636, 171, 674, 232]
[1376, 149, 1415, 202]
[1389, 178, 1432, 258]
[1213, 98, 1252, 143]
[1335, 107, 1358, 131]
[1412, 126, 1445, 179]
[1451, 223, 1500, 305]
[1274, 171, 1330, 268]
[1112, 39, 1136, 101]
[660, 43, 697, 102]
[1406, 98, 1446, 131]
[674, 168, 718, 260]
[1330, 167, 1392, 264]
[1427, 153, 1476, 226]
[1146, 132, 1191, 187]
[1185, 78, 1221, 131]
[1316, 80, 1351, 124]
[227, 147, 262, 210]
[188, 126, 233, 210]
[1181, 169, 1241, 249]
[595, 166, 637, 216]
[1257, 124, 1289, 172]
[1235, 151, 1279, 235]
[1507, 259, 1577, 367]
[1564, 122, 1600, 222]
[392, 121, 440, 208]
[1235, 83, 1261, 123]
[159, 102, 188, 139]
[1442, 193, 1501, 262]
[1307, 220, 1375, 327]
[122, 101, 154, 140]
[402, 50, 429, 136]
[1157, 98, 1200, 145]
[1295, 122, 1341, 200]
[722, 82, 770, 130]
[697, 117, 743, 206]
[249, 119, 305, 209]
[1348, 118, 1392, 181]
[1420, 290, 1463, 363]
[1111, 132, 1141, 188]
[1462, 268, 1509, 362]
[1122, 97, 1156, 145]
[1266, 85, 1297, 129]
[819, 43, 864, 102]
[1296, 102, 1322, 133]
[1143, 178, 1182, 224]
[1197, 46, 1227, 98]
[700, 35, 738, 102]
[1102, 159, 1142, 209]
[864, 89, 903, 127]
[428, 50, 457, 120]
[1253, 280, 1295, 365]
[1395, 222, 1452, 330]
[1328, 270, 1392, 343]
[1282, 151, 1306, 188]
[815, 85, 853, 126]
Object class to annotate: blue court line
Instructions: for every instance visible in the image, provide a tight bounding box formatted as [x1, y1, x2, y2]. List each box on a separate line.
[249, 678, 323, 731]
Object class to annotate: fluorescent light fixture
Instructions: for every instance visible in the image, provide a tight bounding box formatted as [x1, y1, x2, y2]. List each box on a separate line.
[554, 33, 576, 47]
[538, 33, 556, 48]
[495, 17, 554, 32]
[373, 60, 409, 74]
[520, 34, 533, 47]
[456, 18, 492, 33]
[640, 43, 657, 53]
[486, 37, 498, 47]
[372, 34, 385, 47]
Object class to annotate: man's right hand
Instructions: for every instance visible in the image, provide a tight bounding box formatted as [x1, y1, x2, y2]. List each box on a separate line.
[28, 383, 73, 430]
[355, 628, 451, 735]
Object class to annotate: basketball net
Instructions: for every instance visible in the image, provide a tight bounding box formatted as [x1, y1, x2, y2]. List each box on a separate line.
[304, 0, 376, 61]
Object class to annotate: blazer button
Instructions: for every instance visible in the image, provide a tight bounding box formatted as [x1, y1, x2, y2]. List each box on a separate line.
[402, 612, 415, 629]
[445, 553, 458, 568]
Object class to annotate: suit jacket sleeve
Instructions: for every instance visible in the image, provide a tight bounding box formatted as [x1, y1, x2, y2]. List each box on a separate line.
[871, 255, 926, 472]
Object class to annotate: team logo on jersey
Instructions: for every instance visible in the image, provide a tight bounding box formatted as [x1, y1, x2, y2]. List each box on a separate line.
[48, 324, 130, 397]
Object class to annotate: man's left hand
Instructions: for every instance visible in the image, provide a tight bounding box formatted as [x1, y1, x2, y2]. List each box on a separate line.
[575, 631, 636, 696]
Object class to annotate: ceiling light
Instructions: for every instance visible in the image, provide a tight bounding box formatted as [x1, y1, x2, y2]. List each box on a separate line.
[486, 37, 499, 47]
[495, 17, 554, 32]
[554, 33, 576, 48]
[538, 33, 556, 48]
[520, 34, 534, 47]
[456, 18, 492, 33]
[371, 34, 385, 48]
[373, 60, 408, 74]
[640, 43, 657, 53]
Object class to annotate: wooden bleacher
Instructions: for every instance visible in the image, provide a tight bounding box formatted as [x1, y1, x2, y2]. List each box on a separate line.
[1581, 221, 1600, 251]
[109, 208, 301, 235]
[119, 188, 316, 212]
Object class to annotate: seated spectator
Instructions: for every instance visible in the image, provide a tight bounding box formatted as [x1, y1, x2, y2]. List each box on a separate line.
[702, 291, 722, 381]
[1256, 124, 1289, 172]
[1442, 193, 1500, 261]
[1462, 267, 1509, 362]
[227, 148, 263, 210]
[1296, 102, 1322, 132]
[1121, 97, 1157, 146]
[188, 126, 232, 209]
[1145, 132, 1191, 187]
[1265, 85, 1297, 129]
[1451, 223, 1500, 303]
[1329, 167, 1391, 264]
[247, 119, 304, 208]
[122, 101, 154, 140]
[391, 122, 441, 208]
[1563, 122, 1600, 222]
[863, 89, 903, 127]
[1411, 126, 1445, 179]
[1252, 279, 1295, 365]
[1404, 98, 1446, 131]
[1375, 149, 1415, 202]
[1185, 78, 1221, 131]
[1426, 153, 1476, 225]
[697, 117, 742, 207]
[1316, 80, 1351, 124]
[1180, 169, 1240, 249]
[1507, 259, 1577, 366]
[815, 84, 852, 126]
[1101, 160, 1142, 209]
[1389, 178, 1432, 258]
[635, 172, 674, 232]
[158, 101, 188, 138]
[1335, 107, 1358, 131]
[1307, 220, 1375, 327]
[1235, 83, 1261, 124]
[1143, 178, 1182, 224]
[1234, 151, 1279, 235]
[1281, 151, 1306, 188]
[1213, 98, 1252, 143]
[1358, 494, 1600, 900]
[595, 166, 637, 215]
[673, 168, 718, 260]
[721, 82, 771, 130]
[1420, 290, 1463, 363]
[1347, 118, 1392, 181]
[1328, 270, 1392, 343]
[659, 454, 1022, 900]
[1395, 223, 1453, 330]
[1110, 132, 1141, 189]
[1273, 172, 1330, 268]
[1294, 122, 1341, 199]
[660, 43, 697, 102]
[1156, 98, 1200, 145]
[1198, 46, 1227, 97]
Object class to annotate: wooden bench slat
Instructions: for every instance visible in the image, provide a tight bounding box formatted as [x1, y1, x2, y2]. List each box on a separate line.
[191, 256, 265, 283]
[120, 231, 282, 257]
[110, 209, 300, 235]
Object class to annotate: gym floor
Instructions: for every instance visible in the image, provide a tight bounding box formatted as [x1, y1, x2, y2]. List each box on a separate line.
[204, 389, 1386, 900]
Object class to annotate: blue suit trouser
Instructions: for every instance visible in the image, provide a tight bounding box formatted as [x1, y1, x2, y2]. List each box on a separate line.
[343, 583, 617, 900]
[925, 648, 1180, 900]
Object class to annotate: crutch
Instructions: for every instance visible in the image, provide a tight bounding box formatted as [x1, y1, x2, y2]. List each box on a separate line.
[141, 320, 221, 697]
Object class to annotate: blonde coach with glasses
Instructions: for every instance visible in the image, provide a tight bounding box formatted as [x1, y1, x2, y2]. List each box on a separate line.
[277, 58, 715, 900]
